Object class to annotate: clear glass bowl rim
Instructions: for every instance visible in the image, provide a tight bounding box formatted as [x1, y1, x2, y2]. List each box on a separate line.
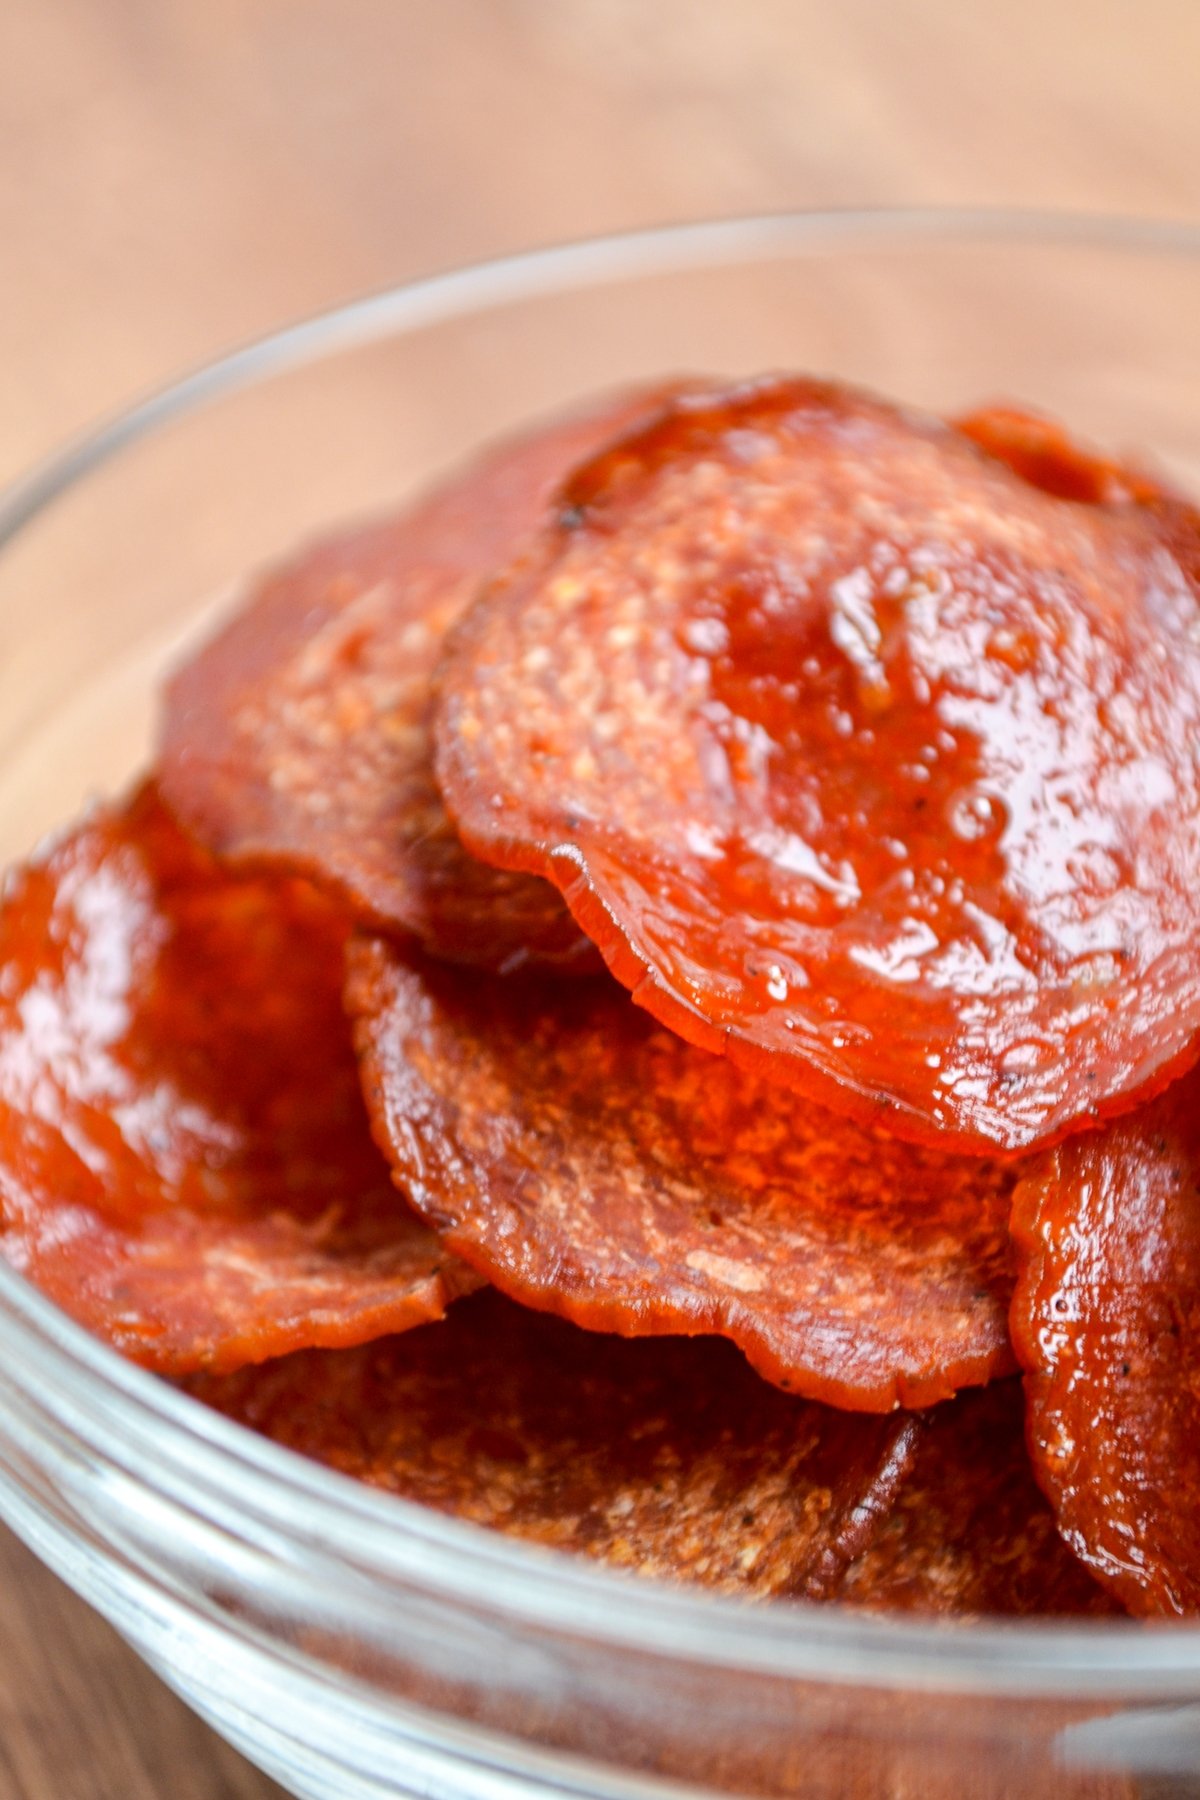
[2, 205, 1200, 1701]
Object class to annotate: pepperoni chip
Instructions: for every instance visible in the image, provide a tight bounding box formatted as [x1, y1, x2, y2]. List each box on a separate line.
[1011, 1066, 1200, 1616]
[0, 785, 478, 1374]
[188, 1300, 1113, 1614]
[436, 377, 1200, 1152]
[186, 1288, 923, 1599]
[159, 385, 676, 972]
[346, 941, 1019, 1411]
[960, 402, 1200, 593]
[955, 405, 1162, 505]
[838, 1380, 1118, 1617]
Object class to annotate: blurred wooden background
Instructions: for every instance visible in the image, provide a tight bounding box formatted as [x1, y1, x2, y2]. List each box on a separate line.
[0, 2, 1197, 1793]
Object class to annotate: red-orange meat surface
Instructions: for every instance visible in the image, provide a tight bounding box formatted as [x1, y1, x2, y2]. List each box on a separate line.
[436, 377, 1200, 1152]
[839, 1378, 1119, 1617]
[955, 405, 1162, 505]
[347, 941, 1019, 1411]
[0, 785, 478, 1374]
[959, 401, 1200, 592]
[159, 385, 675, 971]
[1011, 1065, 1200, 1616]
[187, 1294, 1112, 1614]
[183, 1288, 923, 1600]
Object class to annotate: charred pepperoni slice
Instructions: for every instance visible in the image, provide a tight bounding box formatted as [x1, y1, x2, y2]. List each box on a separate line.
[0, 785, 478, 1374]
[1011, 1066, 1200, 1616]
[347, 940, 1019, 1412]
[436, 377, 1200, 1152]
[159, 385, 677, 972]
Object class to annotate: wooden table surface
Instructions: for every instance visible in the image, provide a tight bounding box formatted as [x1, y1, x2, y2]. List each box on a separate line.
[1, 4, 1198, 1794]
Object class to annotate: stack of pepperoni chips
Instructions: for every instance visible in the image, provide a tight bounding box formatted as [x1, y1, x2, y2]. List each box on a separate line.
[3, 375, 1198, 1617]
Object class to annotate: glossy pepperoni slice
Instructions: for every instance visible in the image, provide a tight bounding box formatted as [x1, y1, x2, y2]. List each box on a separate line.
[0, 785, 479, 1374]
[346, 941, 1019, 1411]
[436, 377, 1200, 1152]
[955, 404, 1162, 505]
[185, 1287, 923, 1599]
[959, 402, 1200, 593]
[1011, 1066, 1200, 1616]
[159, 384, 676, 972]
[839, 1380, 1118, 1617]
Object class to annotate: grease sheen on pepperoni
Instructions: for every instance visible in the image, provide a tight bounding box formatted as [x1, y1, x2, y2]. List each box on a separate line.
[160, 385, 675, 971]
[347, 941, 1018, 1411]
[0, 785, 478, 1374]
[185, 1288, 924, 1599]
[954, 405, 1161, 505]
[1011, 1065, 1200, 1616]
[436, 377, 1200, 1152]
[958, 402, 1200, 594]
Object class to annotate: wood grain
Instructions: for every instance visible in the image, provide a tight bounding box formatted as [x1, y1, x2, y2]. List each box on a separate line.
[0, 2, 1196, 1793]
[0, 1529, 282, 1799]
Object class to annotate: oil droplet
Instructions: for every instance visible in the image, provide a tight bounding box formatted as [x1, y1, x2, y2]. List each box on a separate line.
[999, 1038, 1052, 1078]
[681, 616, 729, 656]
[986, 625, 1039, 675]
[948, 788, 1009, 844]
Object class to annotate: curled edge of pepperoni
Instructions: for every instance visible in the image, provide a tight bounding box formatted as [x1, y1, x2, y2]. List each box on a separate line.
[434, 375, 1200, 1155]
[158, 383, 681, 973]
[1010, 1063, 1200, 1618]
[838, 1378, 1120, 1618]
[954, 405, 1162, 505]
[0, 783, 480, 1375]
[346, 938, 1019, 1413]
[959, 400, 1200, 593]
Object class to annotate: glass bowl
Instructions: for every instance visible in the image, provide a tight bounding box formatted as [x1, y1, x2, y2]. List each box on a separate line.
[2, 209, 1200, 1800]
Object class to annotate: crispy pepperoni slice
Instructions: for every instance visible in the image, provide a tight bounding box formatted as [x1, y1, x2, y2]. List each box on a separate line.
[839, 1380, 1118, 1617]
[159, 385, 675, 972]
[955, 405, 1162, 505]
[185, 1287, 923, 1599]
[188, 1298, 1113, 1615]
[346, 941, 1019, 1411]
[1010, 1067, 1200, 1616]
[0, 785, 479, 1374]
[959, 402, 1200, 592]
[436, 377, 1200, 1152]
